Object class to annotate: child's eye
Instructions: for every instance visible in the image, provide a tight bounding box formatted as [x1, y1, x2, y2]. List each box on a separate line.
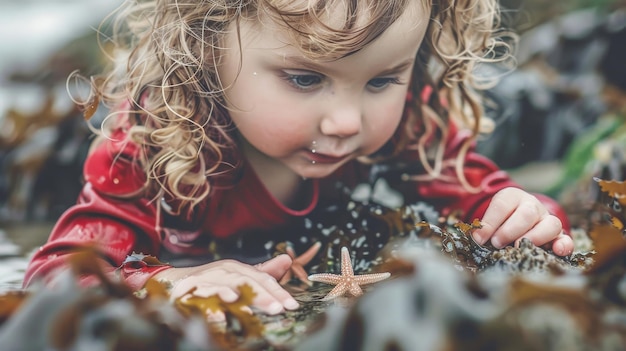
[368, 77, 402, 90]
[283, 73, 323, 91]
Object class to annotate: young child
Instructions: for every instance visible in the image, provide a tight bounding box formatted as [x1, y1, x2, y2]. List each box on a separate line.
[24, 0, 574, 316]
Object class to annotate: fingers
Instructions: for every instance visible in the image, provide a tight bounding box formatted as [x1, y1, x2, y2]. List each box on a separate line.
[170, 259, 299, 317]
[489, 201, 547, 248]
[170, 276, 201, 300]
[190, 285, 239, 302]
[472, 189, 519, 245]
[550, 233, 574, 257]
[472, 188, 569, 255]
[255, 254, 292, 280]
[184, 281, 296, 316]
[234, 270, 299, 313]
[187, 287, 252, 323]
[513, 215, 563, 248]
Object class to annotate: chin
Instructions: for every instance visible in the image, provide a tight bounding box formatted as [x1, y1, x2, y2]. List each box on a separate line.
[294, 162, 346, 179]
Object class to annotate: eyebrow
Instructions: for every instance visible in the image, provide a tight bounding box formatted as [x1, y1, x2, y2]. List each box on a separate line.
[377, 59, 416, 76]
[280, 55, 415, 76]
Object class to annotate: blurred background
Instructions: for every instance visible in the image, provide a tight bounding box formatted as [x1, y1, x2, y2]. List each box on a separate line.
[0, 0, 625, 291]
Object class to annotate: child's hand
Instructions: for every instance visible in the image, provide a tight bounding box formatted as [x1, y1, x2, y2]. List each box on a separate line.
[471, 187, 574, 256]
[154, 254, 299, 317]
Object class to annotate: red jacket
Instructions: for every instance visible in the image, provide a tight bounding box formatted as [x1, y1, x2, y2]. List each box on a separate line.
[23, 128, 570, 290]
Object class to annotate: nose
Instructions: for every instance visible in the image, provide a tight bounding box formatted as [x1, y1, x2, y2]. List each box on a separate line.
[320, 97, 362, 138]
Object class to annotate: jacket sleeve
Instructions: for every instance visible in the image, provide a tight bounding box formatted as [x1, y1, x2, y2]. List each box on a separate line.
[23, 137, 171, 290]
[413, 128, 571, 233]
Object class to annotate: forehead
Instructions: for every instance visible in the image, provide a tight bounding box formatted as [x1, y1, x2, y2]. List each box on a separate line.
[246, 0, 430, 60]
[279, 0, 428, 28]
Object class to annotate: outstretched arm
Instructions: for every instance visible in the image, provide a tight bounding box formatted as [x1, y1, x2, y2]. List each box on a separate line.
[413, 128, 573, 256]
[24, 136, 168, 290]
[23, 182, 168, 289]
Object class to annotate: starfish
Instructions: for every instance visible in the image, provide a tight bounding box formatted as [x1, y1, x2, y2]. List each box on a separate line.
[279, 242, 322, 286]
[308, 246, 391, 301]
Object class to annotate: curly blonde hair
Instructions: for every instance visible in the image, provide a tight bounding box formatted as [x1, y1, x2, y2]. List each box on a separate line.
[75, 0, 515, 214]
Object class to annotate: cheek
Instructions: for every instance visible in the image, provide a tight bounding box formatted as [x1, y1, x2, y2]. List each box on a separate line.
[232, 93, 310, 139]
[361, 99, 405, 153]
[229, 98, 312, 155]
[370, 100, 405, 135]
[228, 75, 304, 123]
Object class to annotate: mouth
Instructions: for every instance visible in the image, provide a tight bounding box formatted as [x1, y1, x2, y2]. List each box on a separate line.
[304, 150, 350, 164]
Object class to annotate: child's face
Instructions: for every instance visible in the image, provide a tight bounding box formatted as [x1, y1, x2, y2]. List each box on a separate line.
[218, 3, 429, 180]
